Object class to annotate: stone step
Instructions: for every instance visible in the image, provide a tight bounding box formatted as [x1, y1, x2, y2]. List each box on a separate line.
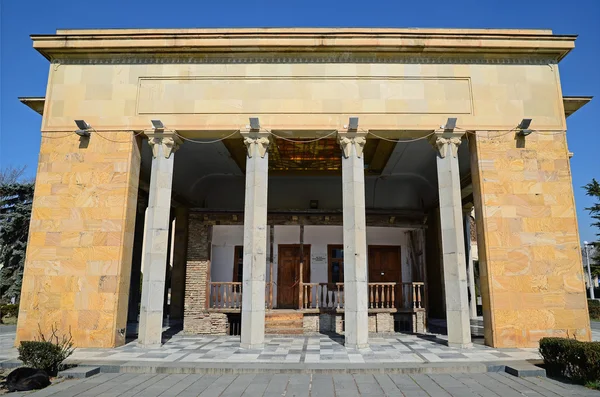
[265, 321, 303, 329]
[265, 313, 303, 320]
[264, 327, 304, 335]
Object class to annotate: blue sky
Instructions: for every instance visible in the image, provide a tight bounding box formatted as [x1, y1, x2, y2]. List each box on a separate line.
[1, 0, 599, 242]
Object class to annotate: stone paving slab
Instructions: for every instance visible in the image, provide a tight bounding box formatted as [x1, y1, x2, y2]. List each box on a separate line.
[1, 332, 543, 365]
[8, 373, 600, 396]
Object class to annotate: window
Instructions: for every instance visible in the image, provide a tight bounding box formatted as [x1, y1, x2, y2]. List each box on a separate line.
[232, 246, 243, 282]
[328, 245, 344, 283]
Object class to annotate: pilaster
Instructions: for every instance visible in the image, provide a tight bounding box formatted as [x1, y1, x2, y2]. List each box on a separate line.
[240, 131, 270, 349]
[430, 131, 472, 348]
[138, 130, 181, 347]
[338, 131, 369, 350]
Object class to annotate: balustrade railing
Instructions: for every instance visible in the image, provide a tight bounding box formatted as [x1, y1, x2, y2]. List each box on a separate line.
[209, 282, 242, 309]
[208, 281, 425, 312]
[401, 281, 425, 310]
[368, 282, 396, 309]
[301, 283, 344, 310]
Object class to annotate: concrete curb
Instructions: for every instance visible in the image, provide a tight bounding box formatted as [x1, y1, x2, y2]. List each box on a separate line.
[504, 361, 546, 378]
[1, 358, 545, 377]
[92, 361, 491, 374]
[58, 366, 101, 379]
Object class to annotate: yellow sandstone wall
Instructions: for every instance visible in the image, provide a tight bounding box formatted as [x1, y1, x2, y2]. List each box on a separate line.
[470, 132, 591, 348]
[16, 132, 140, 348]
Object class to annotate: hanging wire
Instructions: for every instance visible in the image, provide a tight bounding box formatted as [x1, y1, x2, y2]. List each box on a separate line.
[365, 130, 437, 143]
[40, 132, 76, 139]
[267, 130, 338, 143]
[174, 130, 241, 144]
[92, 129, 145, 143]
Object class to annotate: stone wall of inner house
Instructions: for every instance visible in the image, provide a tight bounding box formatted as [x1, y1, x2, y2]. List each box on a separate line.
[302, 313, 395, 334]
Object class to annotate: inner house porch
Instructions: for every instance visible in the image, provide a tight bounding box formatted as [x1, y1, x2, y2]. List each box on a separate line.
[128, 132, 476, 348]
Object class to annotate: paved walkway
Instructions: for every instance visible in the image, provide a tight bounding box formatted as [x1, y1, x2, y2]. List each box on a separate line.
[8, 372, 600, 396]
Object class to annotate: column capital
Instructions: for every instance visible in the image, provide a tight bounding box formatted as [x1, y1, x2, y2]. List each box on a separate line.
[337, 131, 368, 159]
[429, 131, 464, 159]
[145, 130, 182, 159]
[240, 131, 270, 158]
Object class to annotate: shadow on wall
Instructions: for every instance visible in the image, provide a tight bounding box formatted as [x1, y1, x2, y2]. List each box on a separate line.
[187, 174, 437, 210]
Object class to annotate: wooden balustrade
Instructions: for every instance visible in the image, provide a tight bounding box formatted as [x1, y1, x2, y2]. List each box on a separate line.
[209, 282, 242, 309]
[368, 283, 396, 309]
[301, 283, 344, 310]
[208, 280, 425, 312]
[400, 281, 425, 309]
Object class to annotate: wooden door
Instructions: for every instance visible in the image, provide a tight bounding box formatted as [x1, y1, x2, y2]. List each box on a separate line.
[368, 245, 401, 307]
[277, 245, 310, 309]
[368, 246, 401, 283]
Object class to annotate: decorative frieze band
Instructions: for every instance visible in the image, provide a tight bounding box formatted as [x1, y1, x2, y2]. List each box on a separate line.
[52, 55, 558, 66]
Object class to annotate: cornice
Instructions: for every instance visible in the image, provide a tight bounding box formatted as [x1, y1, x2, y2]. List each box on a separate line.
[31, 28, 576, 63]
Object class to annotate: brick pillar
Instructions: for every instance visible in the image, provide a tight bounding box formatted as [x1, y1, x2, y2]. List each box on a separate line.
[183, 215, 212, 334]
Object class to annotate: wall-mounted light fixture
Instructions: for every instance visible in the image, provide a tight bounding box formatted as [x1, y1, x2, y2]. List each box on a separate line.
[74, 120, 91, 137]
[249, 117, 260, 130]
[345, 117, 359, 130]
[443, 117, 457, 131]
[151, 120, 165, 130]
[516, 118, 533, 136]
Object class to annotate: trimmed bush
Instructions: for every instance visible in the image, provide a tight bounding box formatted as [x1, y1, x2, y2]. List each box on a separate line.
[0, 304, 19, 318]
[539, 337, 600, 384]
[17, 325, 75, 376]
[589, 299, 600, 320]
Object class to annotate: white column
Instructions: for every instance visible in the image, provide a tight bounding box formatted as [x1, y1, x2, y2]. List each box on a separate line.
[240, 131, 270, 349]
[138, 130, 181, 347]
[463, 207, 478, 319]
[339, 131, 369, 350]
[430, 131, 472, 348]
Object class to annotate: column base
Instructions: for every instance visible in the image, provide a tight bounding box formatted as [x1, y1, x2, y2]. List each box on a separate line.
[447, 342, 473, 349]
[138, 342, 162, 349]
[345, 342, 369, 350]
[240, 343, 264, 350]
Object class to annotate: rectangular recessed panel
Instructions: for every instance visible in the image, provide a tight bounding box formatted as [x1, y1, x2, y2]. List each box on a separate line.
[137, 76, 472, 115]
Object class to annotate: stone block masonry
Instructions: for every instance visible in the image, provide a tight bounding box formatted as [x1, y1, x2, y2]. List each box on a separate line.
[471, 131, 591, 347]
[16, 132, 141, 348]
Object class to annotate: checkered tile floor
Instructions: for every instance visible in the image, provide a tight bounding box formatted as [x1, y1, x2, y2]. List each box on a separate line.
[3, 325, 599, 365]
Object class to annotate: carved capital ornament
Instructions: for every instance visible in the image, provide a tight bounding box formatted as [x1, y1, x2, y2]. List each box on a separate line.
[146, 130, 182, 159]
[240, 132, 271, 158]
[338, 133, 367, 159]
[429, 132, 464, 158]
